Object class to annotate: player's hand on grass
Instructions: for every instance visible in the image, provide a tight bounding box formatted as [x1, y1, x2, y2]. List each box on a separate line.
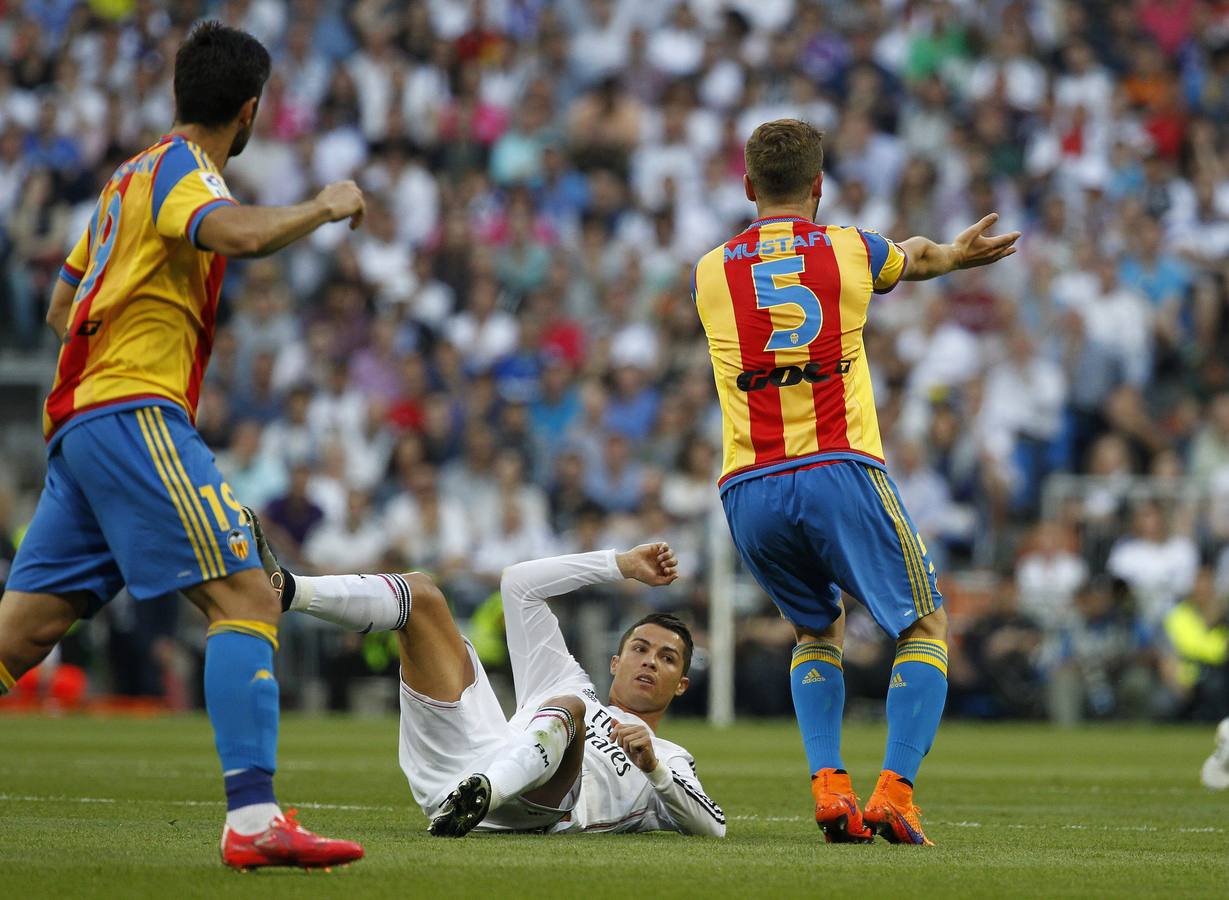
[952, 213, 1020, 269]
[316, 180, 366, 230]
[611, 721, 658, 773]
[616, 542, 679, 587]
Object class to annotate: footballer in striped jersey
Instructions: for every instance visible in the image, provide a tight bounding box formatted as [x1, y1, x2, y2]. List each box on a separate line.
[0, 21, 368, 869]
[693, 119, 1019, 845]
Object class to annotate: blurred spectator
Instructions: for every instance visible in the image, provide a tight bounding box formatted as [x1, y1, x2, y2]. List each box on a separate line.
[981, 331, 1067, 512]
[1106, 501, 1199, 634]
[1190, 392, 1229, 488]
[1015, 524, 1088, 628]
[218, 419, 289, 512]
[957, 591, 1045, 719]
[263, 462, 325, 563]
[5, 170, 70, 346]
[1046, 578, 1156, 724]
[586, 432, 645, 513]
[892, 439, 961, 570]
[1163, 568, 1229, 721]
[231, 350, 284, 423]
[384, 463, 471, 579]
[445, 276, 518, 371]
[261, 386, 317, 468]
[470, 494, 557, 593]
[304, 489, 387, 573]
[662, 438, 718, 524]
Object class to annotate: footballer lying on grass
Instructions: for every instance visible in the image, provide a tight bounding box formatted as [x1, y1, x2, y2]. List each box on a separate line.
[245, 508, 726, 838]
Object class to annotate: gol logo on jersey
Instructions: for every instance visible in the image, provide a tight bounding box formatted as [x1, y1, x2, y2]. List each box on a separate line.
[228, 528, 251, 560]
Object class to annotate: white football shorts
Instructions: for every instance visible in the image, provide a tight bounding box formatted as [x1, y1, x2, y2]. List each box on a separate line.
[397, 638, 579, 832]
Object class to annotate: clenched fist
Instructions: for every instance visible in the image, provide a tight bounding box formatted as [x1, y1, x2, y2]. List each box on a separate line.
[616, 543, 679, 587]
[611, 720, 658, 773]
[316, 180, 366, 230]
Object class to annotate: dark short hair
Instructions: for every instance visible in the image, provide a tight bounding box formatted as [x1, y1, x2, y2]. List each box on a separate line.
[744, 119, 824, 203]
[174, 21, 271, 127]
[617, 613, 694, 675]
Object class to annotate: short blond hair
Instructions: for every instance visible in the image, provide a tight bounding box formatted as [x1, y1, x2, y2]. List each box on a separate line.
[744, 119, 824, 203]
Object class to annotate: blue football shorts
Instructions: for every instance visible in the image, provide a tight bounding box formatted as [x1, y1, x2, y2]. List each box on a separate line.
[8, 402, 261, 614]
[721, 460, 943, 637]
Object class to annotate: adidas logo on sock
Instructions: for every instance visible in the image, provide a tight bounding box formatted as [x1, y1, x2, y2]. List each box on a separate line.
[801, 667, 826, 685]
[889, 672, 907, 689]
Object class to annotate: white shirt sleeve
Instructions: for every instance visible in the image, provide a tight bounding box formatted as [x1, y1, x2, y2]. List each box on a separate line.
[645, 751, 727, 837]
[501, 549, 624, 708]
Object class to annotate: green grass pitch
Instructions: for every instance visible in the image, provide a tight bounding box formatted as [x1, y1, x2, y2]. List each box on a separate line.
[3, 715, 1227, 898]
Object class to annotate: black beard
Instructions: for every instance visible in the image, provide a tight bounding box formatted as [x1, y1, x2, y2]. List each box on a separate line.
[228, 122, 253, 158]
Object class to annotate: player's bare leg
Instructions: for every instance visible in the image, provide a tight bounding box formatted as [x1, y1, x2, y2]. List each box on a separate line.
[790, 606, 872, 844]
[864, 605, 949, 846]
[394, 572, 472, 702]
[0, 590, 89, 694]
[184, 567, 363, 869]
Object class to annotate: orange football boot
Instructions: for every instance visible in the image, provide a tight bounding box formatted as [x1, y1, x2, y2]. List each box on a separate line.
[863, 771, 934, 845]
[220, 809, 365, 870]
[812, 767, 874, 843]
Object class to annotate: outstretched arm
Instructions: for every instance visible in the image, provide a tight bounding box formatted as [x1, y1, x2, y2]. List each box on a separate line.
[196, 180, 366, 258]
[900, 213, 1021, 281]
[502, 544, 679, 707]
[501, 543, 679, 607]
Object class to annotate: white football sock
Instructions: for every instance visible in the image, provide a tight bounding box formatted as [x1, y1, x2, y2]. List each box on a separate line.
[485, 706, 578, 810]
[289, 573, 411, 633]
[226, 802, 282, 836]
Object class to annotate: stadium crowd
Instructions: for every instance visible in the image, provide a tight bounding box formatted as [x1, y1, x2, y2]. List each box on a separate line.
[1, 0, 1227, 723]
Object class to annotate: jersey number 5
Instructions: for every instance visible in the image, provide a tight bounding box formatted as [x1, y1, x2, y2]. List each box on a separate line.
[751, 256, 823, 352]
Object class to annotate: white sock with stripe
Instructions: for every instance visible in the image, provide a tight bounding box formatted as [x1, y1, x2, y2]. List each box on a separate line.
[288, 573, 411, 633]
[485, 706, 578, 810]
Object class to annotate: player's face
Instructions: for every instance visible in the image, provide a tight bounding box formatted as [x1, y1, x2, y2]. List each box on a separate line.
[609, 624, 689, 713]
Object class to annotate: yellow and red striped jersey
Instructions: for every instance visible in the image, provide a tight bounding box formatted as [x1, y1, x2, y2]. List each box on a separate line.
[693, 215, 907, 491]
[46, 133, 237, 443]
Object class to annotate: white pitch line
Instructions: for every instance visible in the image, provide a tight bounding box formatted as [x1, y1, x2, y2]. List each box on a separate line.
[0, 794, 396, 812]
[728, 814, 1225, 835]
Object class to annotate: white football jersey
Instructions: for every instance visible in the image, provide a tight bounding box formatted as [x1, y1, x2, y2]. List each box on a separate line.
[502, 551, 726, 836]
